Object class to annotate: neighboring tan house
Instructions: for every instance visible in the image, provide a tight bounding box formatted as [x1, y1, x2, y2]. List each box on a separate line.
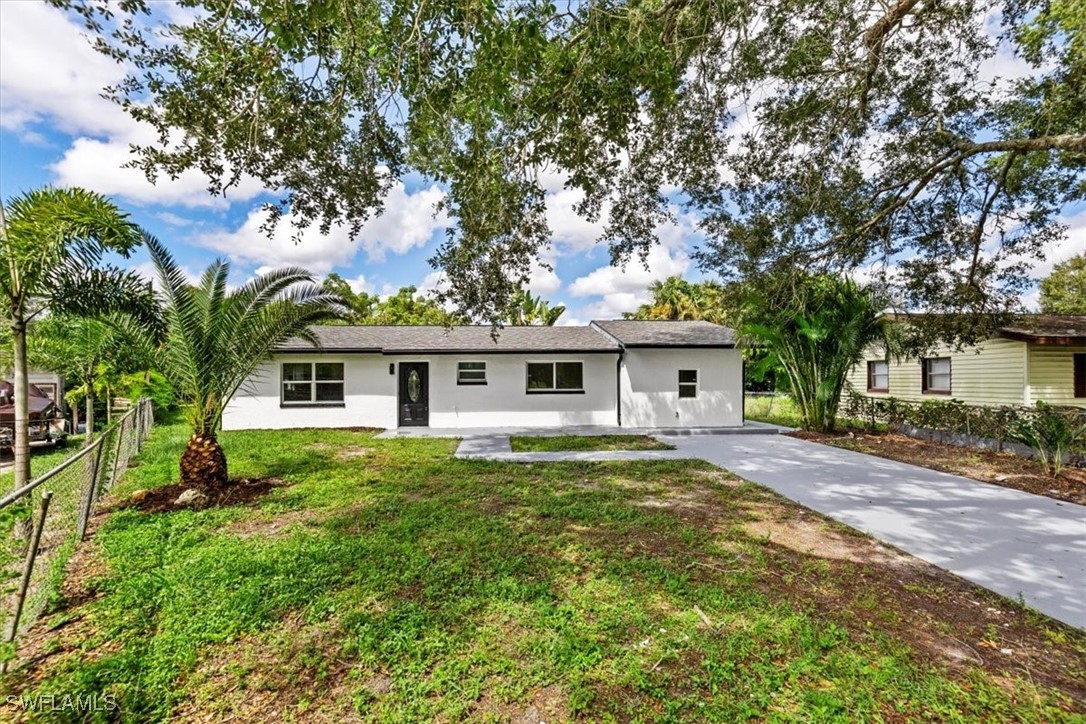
[223, 320, 744, 430]
[847, 315, 1086, 408]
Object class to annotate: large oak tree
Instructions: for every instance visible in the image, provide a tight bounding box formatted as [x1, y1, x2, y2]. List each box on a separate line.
[59, 0, 1084, 334]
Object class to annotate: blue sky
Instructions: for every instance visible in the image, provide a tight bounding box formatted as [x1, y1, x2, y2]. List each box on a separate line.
[1, 2, 1081, 320]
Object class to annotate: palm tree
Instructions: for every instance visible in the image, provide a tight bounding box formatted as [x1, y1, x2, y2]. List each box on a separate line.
[0, 188, 153, 490]
[147, 236, 344, 487]
[505, 289, 566, 326]
[30, 313, 157, 438]
[742, 273, 891, 432]
[629, 277, 729, 323]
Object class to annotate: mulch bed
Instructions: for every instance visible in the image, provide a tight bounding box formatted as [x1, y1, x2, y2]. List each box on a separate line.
[791, 430, 1086, 506]
[118, 478, 289, 514]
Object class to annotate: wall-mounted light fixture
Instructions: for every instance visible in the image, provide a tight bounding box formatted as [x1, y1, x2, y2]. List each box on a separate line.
[389, 363, 395, 375]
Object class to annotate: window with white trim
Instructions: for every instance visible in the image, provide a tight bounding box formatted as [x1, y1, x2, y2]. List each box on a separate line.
[282, 362, 345, 404]
[526, 361, 583, 393]
[457, 361, 487, 385]
[678, 369, 698, 398]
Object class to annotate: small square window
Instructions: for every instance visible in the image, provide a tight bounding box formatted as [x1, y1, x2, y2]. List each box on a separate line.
[867, 361, 889, 392]
[922, 357, 951, 394]
[526, 363, 554, 390]
[555, 362, 583, 390]
[678, 369, 698, 398]
[458, 361, 487, 385]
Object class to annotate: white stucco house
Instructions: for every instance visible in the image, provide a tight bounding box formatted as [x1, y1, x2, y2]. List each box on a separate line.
[222, 320, 743, 430]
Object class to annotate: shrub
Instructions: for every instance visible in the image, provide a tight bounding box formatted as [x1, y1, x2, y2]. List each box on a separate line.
[841, 388, 1086, 473]
[1007, 403, 1086, 477]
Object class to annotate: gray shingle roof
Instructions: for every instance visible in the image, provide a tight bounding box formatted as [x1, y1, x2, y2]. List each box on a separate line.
[998, 314, 1086, 342]
[591, 320, 737, 347]
[276, 325, 621, 353]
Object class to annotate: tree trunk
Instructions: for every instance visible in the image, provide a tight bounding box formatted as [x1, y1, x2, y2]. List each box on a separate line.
[71, 402, 79, 439]
[180, 433, 228, 488]
[11, 317, 30, 491]
[84, 389, 95, 444]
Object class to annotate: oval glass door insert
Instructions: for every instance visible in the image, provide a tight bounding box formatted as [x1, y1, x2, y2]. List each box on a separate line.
[407, 369, 422, 402]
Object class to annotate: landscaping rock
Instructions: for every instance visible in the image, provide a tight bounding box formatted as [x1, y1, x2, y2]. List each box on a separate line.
[174, 488, 210, 508]
[130, 489, 150, 503]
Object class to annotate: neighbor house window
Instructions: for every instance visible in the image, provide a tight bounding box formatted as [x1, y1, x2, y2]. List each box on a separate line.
[678, 370, 698, 398]
[867, 361, 889, 392]
[922, 357, 951, 394]
[1074, 353, 1086, 398]
[457, 361, 487, 385]
[526, 361, 583, 393]
[282, 362, 344, 404]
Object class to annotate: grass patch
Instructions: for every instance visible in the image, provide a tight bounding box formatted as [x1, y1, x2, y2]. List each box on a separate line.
[509, 434, 674, 452]
[745, 395, 888, 433]
[4, 421, 1084, 721]
[0, 435, 86, 485]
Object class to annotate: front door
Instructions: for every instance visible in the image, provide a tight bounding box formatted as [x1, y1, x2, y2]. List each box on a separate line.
[397, 362, 429, 426]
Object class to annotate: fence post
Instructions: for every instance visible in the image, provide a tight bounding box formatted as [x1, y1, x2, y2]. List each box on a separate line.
[76, 439, 106, 541]
[109, 415, 127, 490]
[2, 491, 53, 672]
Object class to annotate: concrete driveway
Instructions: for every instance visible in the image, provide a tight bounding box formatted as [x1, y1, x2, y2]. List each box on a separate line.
[670, 434, 1086, 629]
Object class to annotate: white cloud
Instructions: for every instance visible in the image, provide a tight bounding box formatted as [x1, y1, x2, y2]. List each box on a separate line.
[1026, 211, 1085, 280]
[355, 180, 448, 262]
[155, 212, 194, 227]
[192, 180, 447, 275]
[344, 274, 374, 294]
[0, 2, 130, 138]
[195, 210, 353, 276]
[568, 244, 691, 320]
[50, 134, 268, 209]
[528, 260, 562, 296]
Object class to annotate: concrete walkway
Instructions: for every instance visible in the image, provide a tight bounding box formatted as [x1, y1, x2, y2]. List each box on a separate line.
[442, 428, 1086, 629]
[670, 434, 1086, 629]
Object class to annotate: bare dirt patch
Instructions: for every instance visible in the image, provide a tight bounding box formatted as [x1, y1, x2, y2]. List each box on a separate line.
[224, 507, 319, 539]
[171, 613, 363, 723]
[723, 490, 1086, 704]
[792, 430, 1086, 505]
[739, 503, 914, 568]
[307, 441, 372, 461]
[471, 683, 570, 723]
[117, 477, 289, 513]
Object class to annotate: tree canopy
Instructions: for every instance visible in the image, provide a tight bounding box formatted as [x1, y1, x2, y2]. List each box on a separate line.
[59, 0, 1084, 330]
[320, 277, 465, 325]
[1038, 254, 1086, 315]
[742, 273, 893, 432]
[626, 277, 730, 323]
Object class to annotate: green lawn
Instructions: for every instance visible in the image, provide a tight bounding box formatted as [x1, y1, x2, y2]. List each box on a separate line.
[0, 435, 86, 486]
[4, 420, 1084, 721]
[509, 434, 674, 452]
[745, 394, 804, 428]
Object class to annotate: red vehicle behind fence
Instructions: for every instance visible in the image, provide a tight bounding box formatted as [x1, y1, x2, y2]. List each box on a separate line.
[0, 380, 68, 452]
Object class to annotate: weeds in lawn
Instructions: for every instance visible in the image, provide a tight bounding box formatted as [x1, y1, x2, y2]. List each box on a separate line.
[3, 422, 1084, 721]
[509, 435, 674, 452]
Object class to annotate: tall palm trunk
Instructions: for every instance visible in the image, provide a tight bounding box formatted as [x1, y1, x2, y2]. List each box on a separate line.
[180, 432, 228, 488]
[11, 316, 30, 491]
[84, 388, 95, 444]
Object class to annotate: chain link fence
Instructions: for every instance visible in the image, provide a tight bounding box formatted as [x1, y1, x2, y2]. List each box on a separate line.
[0, 399, 153, 663]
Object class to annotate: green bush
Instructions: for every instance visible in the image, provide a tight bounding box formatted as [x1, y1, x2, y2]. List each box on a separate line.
[1007, 402, 1086, 477]
[841, 389, 1086, 472]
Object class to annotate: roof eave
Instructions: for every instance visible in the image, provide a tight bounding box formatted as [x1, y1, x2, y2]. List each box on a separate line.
[997, 331, 1086, 346]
